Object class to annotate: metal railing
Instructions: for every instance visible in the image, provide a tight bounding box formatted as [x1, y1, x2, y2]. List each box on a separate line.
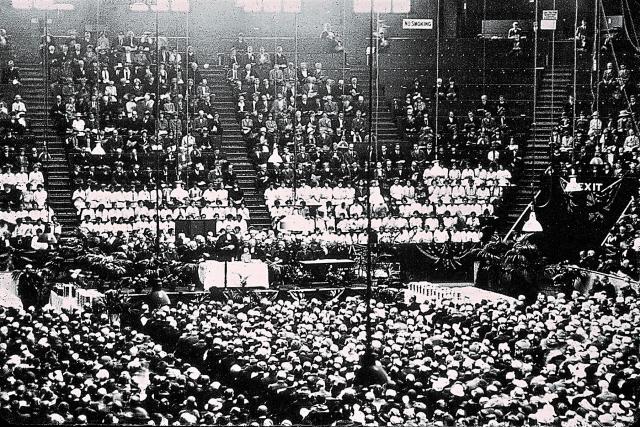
[600, 196, 635, 247]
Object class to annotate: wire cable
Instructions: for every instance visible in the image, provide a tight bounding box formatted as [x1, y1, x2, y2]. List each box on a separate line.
[621, 0, 639, 51]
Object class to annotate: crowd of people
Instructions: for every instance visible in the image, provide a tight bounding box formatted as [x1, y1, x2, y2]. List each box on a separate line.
[580, 192, 640, 280]
[41, 28, 254, 251]
[394, 80, 522, 171]
[225, 40, 517, 248]
[3, 288, 639, 426]
[73, 178, 250, 239]
[549, 38, 639, 179]
[45, 28, 230, 193]
[263, 160, 507, 244]
[4, 15, 640, 427]
[0, 53, 57, 253]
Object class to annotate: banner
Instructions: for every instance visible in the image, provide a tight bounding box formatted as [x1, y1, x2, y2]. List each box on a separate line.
[199, 261, 269, 289]
[0, 272, 22, 309]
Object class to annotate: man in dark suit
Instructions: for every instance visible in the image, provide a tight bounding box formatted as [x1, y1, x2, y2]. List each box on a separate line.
[215, 228, 239, 261]
[2, 60, 20, 85]
[72, 60, 88, 84]
[50, 95, 67, 135]
[233, 33, 248, 53]
[298, 94, 313, 115]
[273, 45, 287, 69]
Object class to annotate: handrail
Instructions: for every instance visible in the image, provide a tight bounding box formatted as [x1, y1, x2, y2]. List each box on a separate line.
[504, 189, 542, 242]
[601, 196, 635, 246]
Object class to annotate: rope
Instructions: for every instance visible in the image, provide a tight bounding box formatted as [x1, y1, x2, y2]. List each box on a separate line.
[621, 0, 640, 51]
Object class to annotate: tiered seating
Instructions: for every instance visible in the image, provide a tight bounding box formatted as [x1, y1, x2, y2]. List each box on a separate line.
[550, 42, 639, 179]
[43, 29, 253, 243]
[70, 151, 250, 238]
[262, 161, 507, 246]
[0, 45, 58, 252]
[222, 37, 522, 256]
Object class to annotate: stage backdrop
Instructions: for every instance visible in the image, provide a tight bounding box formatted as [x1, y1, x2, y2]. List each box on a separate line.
[198, 261, 269, 289]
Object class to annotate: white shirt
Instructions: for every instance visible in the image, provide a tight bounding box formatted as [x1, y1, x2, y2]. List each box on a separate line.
[433, 229, 450, 243]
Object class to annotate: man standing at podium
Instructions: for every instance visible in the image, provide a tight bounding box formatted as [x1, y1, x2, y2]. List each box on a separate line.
[215, 227, 239, 261]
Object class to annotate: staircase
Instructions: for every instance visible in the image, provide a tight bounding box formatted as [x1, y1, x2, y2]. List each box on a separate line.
[501, 65, 572, 231]
[17, 63, 76, 233]
[200, 65, 272, 228]
[200, 65, 405, 229]
[371, 106, 403, 145]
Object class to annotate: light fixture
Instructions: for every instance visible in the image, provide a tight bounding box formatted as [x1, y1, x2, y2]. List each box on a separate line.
[12, 0, 75, 9]
[392, 0, 410, 13]
[373, 0, 391, 13]
[522, 211, 543, 233]
[150, 0, 170, 11]
[33, 0, 53, 9]
[354, 0, 407, 13]
[564, 174, 583, 193]
[282, 0, 301, 12]
[171, 0, 189, 12]
[51, 3, 74, 10]
[243, 0, 261, 12]
[353, 0, 371, 13]
[262, 0, 281, 12]
[130, 1, 149, 12]
[12, 0, 33, 9]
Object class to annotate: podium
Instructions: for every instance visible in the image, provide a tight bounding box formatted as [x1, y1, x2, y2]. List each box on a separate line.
[198, 261, 269, 289]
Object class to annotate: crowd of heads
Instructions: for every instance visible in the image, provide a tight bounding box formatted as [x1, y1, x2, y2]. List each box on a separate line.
[3, 287, 639, 426]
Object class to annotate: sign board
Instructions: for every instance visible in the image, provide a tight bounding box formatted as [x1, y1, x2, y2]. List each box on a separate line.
[403, 19, 433, 30]
[542, 10, 558, 20]
[540, 19, 557, 30]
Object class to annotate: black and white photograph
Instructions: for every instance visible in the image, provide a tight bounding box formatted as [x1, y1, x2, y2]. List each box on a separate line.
[0, 0, 639, 425]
